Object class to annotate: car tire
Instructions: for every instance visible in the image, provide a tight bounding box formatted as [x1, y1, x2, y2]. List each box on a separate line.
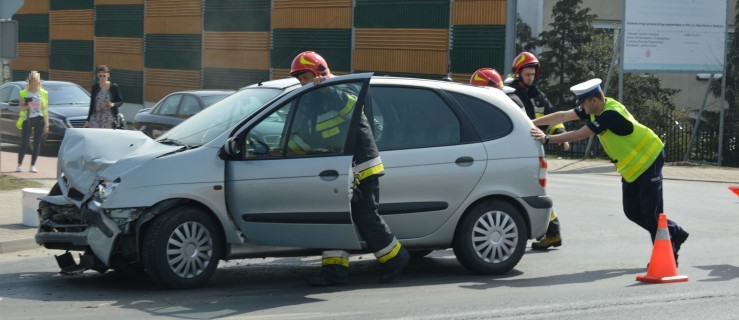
[453, 200, 528, 275]
[141, 206, 223, 289]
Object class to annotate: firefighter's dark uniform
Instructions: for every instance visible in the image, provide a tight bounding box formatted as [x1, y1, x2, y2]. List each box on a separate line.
[289, 85, 410, 285]
[510, 80, 564, 244]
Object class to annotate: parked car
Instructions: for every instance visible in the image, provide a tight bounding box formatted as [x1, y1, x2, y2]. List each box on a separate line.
[36, 74, 552, 289]
[133, 90, 234, 138]
[0, 81, 90, 152]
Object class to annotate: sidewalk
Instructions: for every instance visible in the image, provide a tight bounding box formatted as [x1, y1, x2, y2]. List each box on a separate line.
[1, 145, 57, 254]
[1, 149, 738, 255]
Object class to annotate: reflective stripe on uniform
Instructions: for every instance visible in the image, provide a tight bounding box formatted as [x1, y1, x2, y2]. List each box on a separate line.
[618, 133, 663, 181]
[535, 112, 565, 135]
[549, 210, 558, 222]
[315, 93, 356, 132]
[547, 123, 565, 135]
[322, 250, 350, 267]
[353, 157, 384, 181]
[288, 135, 311, 154]
[376, 238, 401, 263]
[321, 126, 340, 139]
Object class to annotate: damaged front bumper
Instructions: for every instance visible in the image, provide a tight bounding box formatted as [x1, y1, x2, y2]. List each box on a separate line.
[36, 194, 140, 273]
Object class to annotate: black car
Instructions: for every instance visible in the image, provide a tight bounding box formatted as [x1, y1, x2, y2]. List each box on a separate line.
[133, 90, 234, 138]
[0, 81, 91, 152]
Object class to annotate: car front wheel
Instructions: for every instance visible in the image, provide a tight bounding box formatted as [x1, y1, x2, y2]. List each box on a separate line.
[141, 206, 223, 289]
[453, 200, 528, 275]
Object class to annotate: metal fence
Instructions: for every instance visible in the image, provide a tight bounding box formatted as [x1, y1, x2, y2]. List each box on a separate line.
[544, 106, 739, 168]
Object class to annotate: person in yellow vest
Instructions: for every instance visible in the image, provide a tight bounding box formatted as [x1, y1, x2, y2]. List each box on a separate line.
[15, 71, 49, 173]
[288, 51, 410, 286]
[530, 78, 689, 264]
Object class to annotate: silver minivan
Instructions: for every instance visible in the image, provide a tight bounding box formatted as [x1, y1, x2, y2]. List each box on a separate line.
[37, 73, 552, 289]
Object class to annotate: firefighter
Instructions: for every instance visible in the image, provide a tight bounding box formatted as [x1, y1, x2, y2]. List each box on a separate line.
[509, 52, 568, 250]
[470, 67, 525, 109]
[531, 78, 689, 264]
[288, 51, 410, 286]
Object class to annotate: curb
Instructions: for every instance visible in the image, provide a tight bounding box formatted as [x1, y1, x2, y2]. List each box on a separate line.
[0, 238, 39, 255]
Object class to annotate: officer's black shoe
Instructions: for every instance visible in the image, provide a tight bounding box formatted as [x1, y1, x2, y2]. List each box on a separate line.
[379, 249, 410, 284]
[673, 229, 689, 253]
[673, 229, 689, 266]
[307, 275, 347, 287]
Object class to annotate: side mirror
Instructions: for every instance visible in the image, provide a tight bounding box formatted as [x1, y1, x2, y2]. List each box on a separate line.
[9, 99, 19, 107]
[219, 137, 241, 160]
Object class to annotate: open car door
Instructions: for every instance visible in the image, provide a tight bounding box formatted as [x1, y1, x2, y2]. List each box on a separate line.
[224, 73, 373, 249]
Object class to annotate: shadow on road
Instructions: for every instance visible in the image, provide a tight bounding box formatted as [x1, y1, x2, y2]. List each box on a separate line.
[695, 264, 739, 282]
[0, 250, 648, 319]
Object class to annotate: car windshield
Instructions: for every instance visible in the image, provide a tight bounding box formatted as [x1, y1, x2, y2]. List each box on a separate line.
[42, 83, 90, 105]
[156, 87, 284, 147]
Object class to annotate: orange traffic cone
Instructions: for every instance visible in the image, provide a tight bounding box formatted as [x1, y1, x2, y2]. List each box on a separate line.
[636, 213, 688, 283]
[730, 186, 739, 197]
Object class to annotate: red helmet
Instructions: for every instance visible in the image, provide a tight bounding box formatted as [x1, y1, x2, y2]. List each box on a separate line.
[511, 52, 539, 79]
[289, 51, 331, 78]
[470, 68, 504, 89]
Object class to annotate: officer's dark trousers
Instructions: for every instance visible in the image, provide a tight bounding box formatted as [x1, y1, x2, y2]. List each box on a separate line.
[621, 151, 685, 255]
[352, 178, 394, 252]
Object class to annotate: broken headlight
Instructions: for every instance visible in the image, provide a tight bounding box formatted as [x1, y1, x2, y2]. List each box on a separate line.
[94, 180, 119, 203]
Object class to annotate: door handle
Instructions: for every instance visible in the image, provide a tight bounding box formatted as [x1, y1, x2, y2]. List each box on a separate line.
[319, 169, 339, 181]
[455, 156, 474, 167]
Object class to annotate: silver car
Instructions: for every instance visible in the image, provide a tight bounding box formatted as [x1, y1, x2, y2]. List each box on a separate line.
[37, 73, 552, 289]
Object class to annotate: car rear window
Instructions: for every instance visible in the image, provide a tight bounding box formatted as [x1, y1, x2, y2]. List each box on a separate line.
[449, 92, 513, 141]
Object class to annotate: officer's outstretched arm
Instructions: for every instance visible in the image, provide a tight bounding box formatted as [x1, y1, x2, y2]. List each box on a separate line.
[532, 110, 578, 127]
[550, 125, 594, 144]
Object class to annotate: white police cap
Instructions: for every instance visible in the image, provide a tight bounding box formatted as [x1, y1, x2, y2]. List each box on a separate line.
[570, 78, 602, 104]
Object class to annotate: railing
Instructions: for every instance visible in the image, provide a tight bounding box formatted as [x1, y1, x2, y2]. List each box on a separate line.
[544, 106, 739, 168]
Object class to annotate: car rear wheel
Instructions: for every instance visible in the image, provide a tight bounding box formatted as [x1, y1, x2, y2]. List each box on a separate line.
[453, 200, 528, 275]
[142, 206, 223, 289]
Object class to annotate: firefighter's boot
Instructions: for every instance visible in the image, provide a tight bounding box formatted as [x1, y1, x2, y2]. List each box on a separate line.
[307, 251, 349, 287]
[531, 235, 562, 251]
[379, 247, 410, 283]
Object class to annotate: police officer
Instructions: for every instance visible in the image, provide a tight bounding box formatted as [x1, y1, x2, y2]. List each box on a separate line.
[508, 52, 568, 250]
[470, 67, 525, 109]
[531, 78, 689, 264]
[288, 51, 410, 286]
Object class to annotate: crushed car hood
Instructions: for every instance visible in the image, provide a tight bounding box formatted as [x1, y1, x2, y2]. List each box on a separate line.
[58, 129, 181, 202]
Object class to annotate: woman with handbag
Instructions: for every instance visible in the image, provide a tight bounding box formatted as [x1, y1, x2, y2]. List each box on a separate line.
[84, 65, 123, 129]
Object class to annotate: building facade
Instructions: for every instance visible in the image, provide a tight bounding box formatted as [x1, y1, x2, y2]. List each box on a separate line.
[10, 0, 513, 107]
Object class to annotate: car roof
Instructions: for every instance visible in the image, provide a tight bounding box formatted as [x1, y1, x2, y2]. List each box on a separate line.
[4, 80, 84, 88]
[242, 77, 301, 90]
[170, 90, 235, 96]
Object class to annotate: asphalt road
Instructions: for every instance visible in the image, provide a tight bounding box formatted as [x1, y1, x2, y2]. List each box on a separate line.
[0, 173, 737, 320]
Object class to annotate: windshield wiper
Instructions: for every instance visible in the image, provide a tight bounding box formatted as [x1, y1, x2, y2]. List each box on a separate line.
[157, 138, 185, 146]
[158, 138, 199, 150]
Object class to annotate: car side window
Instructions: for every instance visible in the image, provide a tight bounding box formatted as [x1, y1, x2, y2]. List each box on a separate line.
[449, 92, 513, 141]
[243, 81, 363, 159]
[156, 94, 181, 116]
[0, 86, 12, 102]
[179, 95, 200, 118]
[372, 86, 460, 150]
[243, 101, 293, 159]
